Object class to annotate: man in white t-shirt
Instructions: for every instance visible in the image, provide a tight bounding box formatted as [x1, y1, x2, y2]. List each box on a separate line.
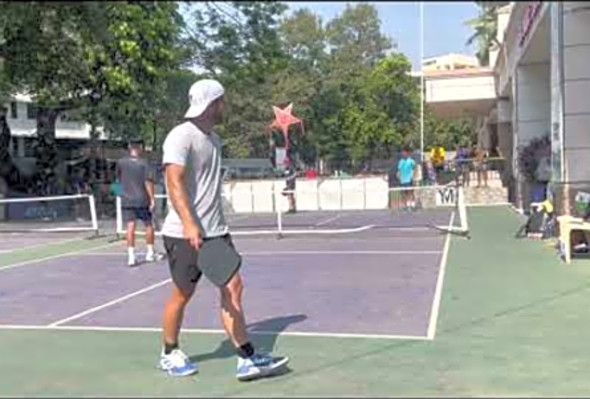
[158, 79, 288, 381]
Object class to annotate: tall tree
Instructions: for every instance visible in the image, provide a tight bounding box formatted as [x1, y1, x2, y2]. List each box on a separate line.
[0, 2, 183, 191]
[272, 8, 326, 165]
[465, 2, 502, 66]
[325, 3, 393, 71]
[340, 54, 419, 169]
[185, 1, 289, 158]
[424, 106, 478, 150]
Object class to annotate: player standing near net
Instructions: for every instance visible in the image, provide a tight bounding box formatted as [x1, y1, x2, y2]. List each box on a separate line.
[283, 158, 297, 213]
[158, 79, 289, 380]
[117, 139, 160, 266]
[397, 148, 417, 211]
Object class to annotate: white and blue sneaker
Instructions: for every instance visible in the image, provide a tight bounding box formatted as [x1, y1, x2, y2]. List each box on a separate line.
[236, 352, 289, 382]
[158, 348, 198, 377]
[145, 252, 165, 263]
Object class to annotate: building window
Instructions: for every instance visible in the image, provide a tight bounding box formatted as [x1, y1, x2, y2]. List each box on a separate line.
[10, 102, 17, 119]
[26, 104, 37, 120]
[60, 108, 83, 123]
[24, 139, 36, 157]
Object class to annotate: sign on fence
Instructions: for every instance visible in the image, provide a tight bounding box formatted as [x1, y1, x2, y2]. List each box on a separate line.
[436, 186, 457, 206]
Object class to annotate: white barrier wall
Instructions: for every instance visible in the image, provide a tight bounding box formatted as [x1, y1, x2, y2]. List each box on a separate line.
[222, 176, 390, 214]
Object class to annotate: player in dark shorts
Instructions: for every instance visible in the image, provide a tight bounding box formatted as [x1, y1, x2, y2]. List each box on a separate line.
[158, 79, 288, 381]
[117, 139, 160, 266]
[282, 159, 297, 213]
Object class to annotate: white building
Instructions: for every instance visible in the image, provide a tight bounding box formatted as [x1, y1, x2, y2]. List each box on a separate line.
[422, 53, 481, 72]
[2, 94, 115, 177]
[417, 54, 496, 148]
[4, 94, 106, 156]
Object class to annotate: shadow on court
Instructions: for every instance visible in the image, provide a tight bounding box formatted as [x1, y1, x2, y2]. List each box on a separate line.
[189, 313, 306, 375]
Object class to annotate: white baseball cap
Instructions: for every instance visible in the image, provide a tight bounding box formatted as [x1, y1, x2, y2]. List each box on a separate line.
[184, 79, 225, 119]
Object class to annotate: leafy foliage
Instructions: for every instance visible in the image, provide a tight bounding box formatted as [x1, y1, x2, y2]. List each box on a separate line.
[1, 1, 481, 191]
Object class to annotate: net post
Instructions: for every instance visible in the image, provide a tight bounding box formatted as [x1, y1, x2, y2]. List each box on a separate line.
[458, 185, 469, 232]
[116, 196, 123, 238]
[363, 177, 367, 210]
[88, 194, 99, 236]
[276, 206, 283, 239]
[339, 176, 343, 210]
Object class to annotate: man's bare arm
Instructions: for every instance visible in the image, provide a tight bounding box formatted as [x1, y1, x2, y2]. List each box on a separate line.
[145, 179, 155, 209]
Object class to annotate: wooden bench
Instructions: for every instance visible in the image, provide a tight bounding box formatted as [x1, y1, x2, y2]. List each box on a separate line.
[557, 215, 590, 264]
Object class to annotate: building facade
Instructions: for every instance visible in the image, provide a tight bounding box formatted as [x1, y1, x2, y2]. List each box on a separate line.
[489, 1, 590, 214]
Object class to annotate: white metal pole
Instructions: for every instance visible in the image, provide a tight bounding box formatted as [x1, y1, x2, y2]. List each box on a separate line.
[420, 1, 425, 163]
[116, 196, 123, 236]
[88, 194, 99, 235]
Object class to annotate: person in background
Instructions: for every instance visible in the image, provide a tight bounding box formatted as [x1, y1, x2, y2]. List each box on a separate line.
[455, 146, 470, 187]
[388, 159, 397, 208]
[0, 176, 7, 222]
[283, 158, 297, 213]
[397, 148, 417, 211]
[425, 159, 437, 186]
[117, 139, 160, 266]
[473, 146, 488, 188]
[429, 145, 446, 183]
[534, 154, 552, 201]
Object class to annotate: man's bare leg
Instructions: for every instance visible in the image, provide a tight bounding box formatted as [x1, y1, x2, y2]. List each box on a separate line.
[408, 188, 416, 209]
[126, 219, 136, 266]
[219, 271, 289, 381]
[145, 222, 157, 261]
[162, 283, 194, 348]
[219, 272, 249, 348]
[158, 281, 199, 376]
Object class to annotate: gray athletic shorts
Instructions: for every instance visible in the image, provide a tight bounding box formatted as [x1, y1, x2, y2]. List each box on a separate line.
[163, 234, 241, 294]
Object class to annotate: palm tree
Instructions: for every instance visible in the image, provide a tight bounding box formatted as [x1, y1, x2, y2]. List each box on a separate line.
[465, 2, 503, 66]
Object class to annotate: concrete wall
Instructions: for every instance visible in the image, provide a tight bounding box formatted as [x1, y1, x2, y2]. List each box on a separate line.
[552, 2, 590, 214]
[513, 63, 551, 209]
[426, 75, 495, 103]
[563, 2, 590, 184]
[514, 63, 551, 146]
[222, 177, 390, 214]
[221, 176, 507, 214]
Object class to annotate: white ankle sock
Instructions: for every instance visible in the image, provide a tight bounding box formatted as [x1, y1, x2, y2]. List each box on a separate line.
[128, 247, 135, 258]
[147, 245, 154, 255]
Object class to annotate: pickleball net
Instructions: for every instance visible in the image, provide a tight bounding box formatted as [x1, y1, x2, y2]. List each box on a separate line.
[115, 183, 468, 239]
[0, 194, 99, 235]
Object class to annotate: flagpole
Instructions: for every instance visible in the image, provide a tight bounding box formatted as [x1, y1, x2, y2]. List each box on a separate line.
[420, 1, 425, 163]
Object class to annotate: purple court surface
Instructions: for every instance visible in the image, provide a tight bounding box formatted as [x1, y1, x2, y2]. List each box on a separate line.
[0, 231, 87, 252]
[0, 211, 452, 339]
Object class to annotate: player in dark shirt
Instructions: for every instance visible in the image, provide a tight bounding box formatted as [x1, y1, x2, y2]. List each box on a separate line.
[117, 139, 158, 266]
[282, 158, 297, 214]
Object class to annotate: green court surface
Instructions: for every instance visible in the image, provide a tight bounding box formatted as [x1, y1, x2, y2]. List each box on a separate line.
[3, 207, 590, 397]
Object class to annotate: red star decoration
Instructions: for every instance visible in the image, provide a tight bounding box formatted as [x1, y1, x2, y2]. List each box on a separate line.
[268, 103, 304, 150]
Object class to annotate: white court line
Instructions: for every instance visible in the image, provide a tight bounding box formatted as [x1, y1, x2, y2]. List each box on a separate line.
[465, 202, 511, 208]
[0, 241, 120, 272]
[387, 227, 432, 232]
[426, 212, 455, 340]
[314, 214, 343, 227]
[233, 224, 375, 236]
[0, 236, 85, 254]
[0, 324, 428, 341]
[227, 215, 254, 223]
[81, 250, 443, 257]
[48, 278, 172, 327]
